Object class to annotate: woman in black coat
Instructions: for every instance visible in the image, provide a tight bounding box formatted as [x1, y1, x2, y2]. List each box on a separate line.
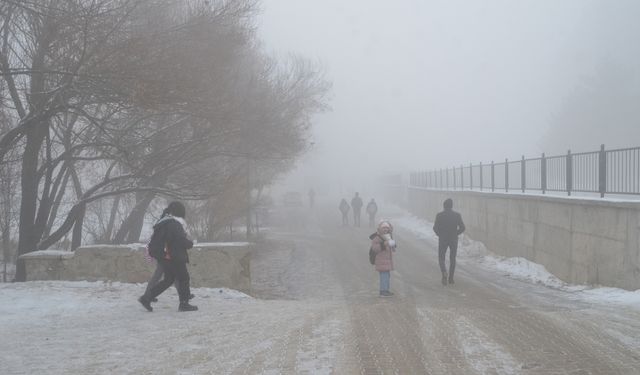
[139, 201, 197, 312]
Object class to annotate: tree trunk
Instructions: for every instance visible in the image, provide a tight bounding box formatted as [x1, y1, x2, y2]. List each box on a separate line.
[205, 202, 216, 241]
[43, 169, 71, 238]
[113, 192, 155, 244]
[125, 192, 155, 243]
[71, 203, 85, 250]
[103, 196, 120, 243]
[15, 125, 47, 281]
[2, 224, 9, 283]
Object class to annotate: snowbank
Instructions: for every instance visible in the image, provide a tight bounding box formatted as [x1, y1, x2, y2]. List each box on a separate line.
[394, 209, 640, 308]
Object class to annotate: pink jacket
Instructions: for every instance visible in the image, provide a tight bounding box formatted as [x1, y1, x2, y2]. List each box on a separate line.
[371, 234, 394, 272]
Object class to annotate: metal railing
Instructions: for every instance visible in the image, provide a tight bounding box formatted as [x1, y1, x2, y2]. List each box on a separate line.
[409, 145, 640, 197]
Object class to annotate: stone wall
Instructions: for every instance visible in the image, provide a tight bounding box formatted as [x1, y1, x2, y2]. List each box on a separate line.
[19, 243, 253, 293]
[407, 188, 640, 290]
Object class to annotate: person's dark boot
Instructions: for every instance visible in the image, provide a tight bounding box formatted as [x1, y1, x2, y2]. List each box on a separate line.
[178, 302, 198, 312]
[188, 293, 195, 300]
[441, 272, 448, 286]
[138, 296, 153, 312]
[448, 275, 455, 285]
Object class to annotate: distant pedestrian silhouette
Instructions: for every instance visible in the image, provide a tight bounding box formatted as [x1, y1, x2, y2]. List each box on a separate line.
[351, 192, 363, 227]
[308, 188, 315, 208]
[339, 198, 350, 225]
[366, 198, 378, 227]
[433, 198, 465, 286]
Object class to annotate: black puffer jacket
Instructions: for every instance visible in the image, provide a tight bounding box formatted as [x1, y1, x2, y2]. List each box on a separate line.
[433, 209, 465, 242]
[148, 217, 193, 263]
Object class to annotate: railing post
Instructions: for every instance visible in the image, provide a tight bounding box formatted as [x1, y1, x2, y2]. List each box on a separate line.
[479, 161, 483, 191]
[505, 158, 509, 192]
[469, 162, 473, 190]
[445, 168, 449, 189]
[453, 166, 456, 190]
[521, 155, 526, 193]
[599, 144, 606, 197]
[491, 160, 495, 192]
[566, 149, 572, 196]
[541, 153, 546, 194]
[460, 164, 464, 190]
[440, 168, 443, 189]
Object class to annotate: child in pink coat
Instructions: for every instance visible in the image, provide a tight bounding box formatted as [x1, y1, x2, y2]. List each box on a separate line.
[369, 220, 397, 296]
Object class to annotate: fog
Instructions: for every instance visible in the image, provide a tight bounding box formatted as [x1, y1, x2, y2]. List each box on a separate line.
[258, 0, 640, 195]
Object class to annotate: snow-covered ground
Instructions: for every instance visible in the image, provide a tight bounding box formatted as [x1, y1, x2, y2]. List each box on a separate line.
[1, 204, 639, 374]
[392, 209, 640, 308]
[0, 281, 343, 374]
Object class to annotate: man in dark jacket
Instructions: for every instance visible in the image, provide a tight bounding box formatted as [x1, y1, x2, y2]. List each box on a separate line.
[433, 198, 465, 285]
[139, 201, 197, 312]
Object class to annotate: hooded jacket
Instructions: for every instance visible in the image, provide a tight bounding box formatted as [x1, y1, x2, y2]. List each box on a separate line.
[370, 221, 395, 272]
[148, 216, 193, 263]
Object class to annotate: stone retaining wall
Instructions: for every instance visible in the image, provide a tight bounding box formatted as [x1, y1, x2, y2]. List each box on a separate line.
[19, 243, 253, 293]
[406, 188, 640, 290]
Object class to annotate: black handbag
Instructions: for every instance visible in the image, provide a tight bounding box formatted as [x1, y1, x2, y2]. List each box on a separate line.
[369, 247, 376, 265]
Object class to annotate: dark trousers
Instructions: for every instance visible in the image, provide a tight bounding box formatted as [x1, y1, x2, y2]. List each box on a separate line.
[147, 259, 191, 303]
[438, 239, 458, 278]
[341, 212, 349, 225]
[144, 260, 180, 296]
[368, 213, 376, 227]
[353, 209, 361, 227]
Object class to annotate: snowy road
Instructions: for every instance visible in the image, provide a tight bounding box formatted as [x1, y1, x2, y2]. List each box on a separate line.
[1, 201, 640, 374]
[255, 202, 640, 374]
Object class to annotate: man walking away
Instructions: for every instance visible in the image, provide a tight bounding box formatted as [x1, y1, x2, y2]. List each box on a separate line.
[366, 198, 378, 227]
[351, 192, 363, 227]
[433, 198, 465, 285]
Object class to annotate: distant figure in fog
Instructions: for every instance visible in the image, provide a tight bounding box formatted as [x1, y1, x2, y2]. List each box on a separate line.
[308, 188, 315, 208]
[370, 220, 397, 296]
[339, 198, 350, 225]
[433, 198, 465, 286]
[366, 198, 378, 227]
[350, 192, 363, 227]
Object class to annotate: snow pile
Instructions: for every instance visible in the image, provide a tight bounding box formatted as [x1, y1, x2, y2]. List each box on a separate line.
[579, 287, 640, 308]
[477, 255, 566, 289]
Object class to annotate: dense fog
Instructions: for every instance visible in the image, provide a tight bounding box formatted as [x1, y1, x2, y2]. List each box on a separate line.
[259, 0, 640, 195]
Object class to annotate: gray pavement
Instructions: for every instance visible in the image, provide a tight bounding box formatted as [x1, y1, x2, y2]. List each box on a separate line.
[249, 203, 640, 374]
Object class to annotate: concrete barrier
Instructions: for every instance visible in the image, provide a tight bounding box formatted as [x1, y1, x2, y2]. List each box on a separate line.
[19, 243, 253, 293]
[406, 188, 640, 290]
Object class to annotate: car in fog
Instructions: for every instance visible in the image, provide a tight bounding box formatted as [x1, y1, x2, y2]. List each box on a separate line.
[282, 191, 304, 207]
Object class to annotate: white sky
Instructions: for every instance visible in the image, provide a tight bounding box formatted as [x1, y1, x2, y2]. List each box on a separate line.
[257, 0, 640, 192]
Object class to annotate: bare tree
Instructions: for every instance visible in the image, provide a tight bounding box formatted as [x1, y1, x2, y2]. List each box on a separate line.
[1, 0, 329, 281]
